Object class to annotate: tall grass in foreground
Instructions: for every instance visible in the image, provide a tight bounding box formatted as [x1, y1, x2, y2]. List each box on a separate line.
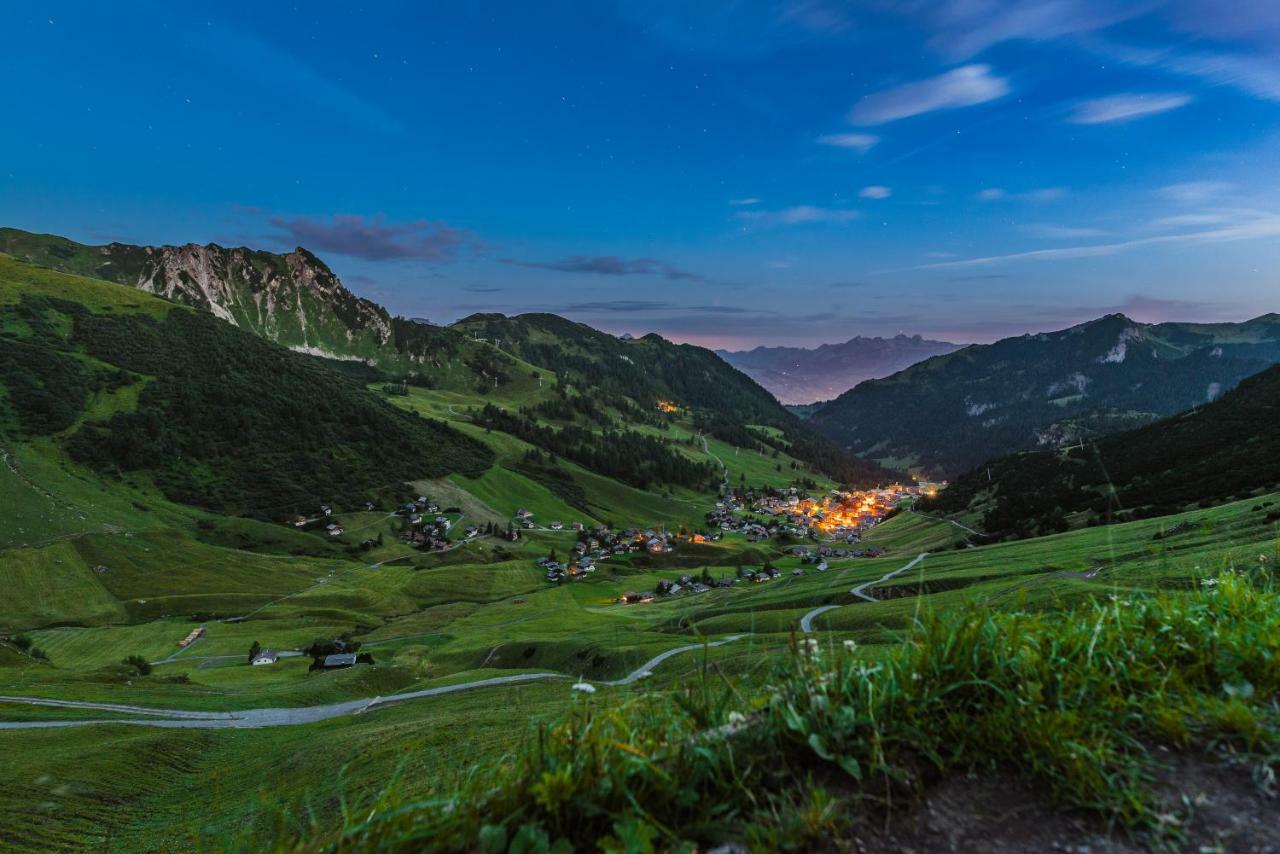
[288, 570, 1279, 852]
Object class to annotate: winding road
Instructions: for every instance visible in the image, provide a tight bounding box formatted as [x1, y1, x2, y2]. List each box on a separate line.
[799, 552, 928, 633]
[0, 636, 748, 731]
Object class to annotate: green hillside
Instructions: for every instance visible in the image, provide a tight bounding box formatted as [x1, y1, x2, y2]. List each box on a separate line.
[924, 363, 1280, 539]
[0, 253, 492, 518]
[811, 313, 1280, 478]
[451, 312, 893, 486]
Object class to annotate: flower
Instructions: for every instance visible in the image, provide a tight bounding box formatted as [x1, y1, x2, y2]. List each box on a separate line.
[571, 681, 596, 694]
[842, 639, 857, 652]
[727, 711, 746, 725]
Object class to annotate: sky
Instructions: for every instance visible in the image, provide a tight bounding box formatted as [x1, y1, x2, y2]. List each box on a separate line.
[2, 1, 1279, 349]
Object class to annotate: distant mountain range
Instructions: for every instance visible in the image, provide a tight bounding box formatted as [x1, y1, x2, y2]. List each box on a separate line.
[717, 334, 960, 404]
[809, 313, 1280, 479]
[925, 361, 1280, 540]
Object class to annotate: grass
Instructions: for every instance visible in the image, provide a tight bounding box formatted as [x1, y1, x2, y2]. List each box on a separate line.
[306, 570, 1280, 851]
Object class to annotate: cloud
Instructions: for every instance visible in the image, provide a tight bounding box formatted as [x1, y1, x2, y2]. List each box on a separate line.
[562, 300, 762, 315]
[1067, 92, 1192, 124]
[504, 255, 712, 282]
[464, 286, 505, 293]
[269, 214, 474, 261]
[816, 132, 879, 151]
[780, 0, 853, 34]
[1158, 181, 1232, 202]
[916, 210, 1280, 269]
[859, 185, 892, 199]
[728, 197, 761, 205]
[977, 187, 1067, 202]
[737, 205, 862, 225]
[942, 273, 1008, 284]
[849, 64, 1010, 125]
[1150, 213, 1228, 227]
[1022, 223, 1110, 239]
[897, 0, 1149, 59]
[215, 26, 402, 134]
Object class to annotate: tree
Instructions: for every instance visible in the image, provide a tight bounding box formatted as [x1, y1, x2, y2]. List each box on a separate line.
[247, 641, 262, 664]
[122, 655, 152, 676]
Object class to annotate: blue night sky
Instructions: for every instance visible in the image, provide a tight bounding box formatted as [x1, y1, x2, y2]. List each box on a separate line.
[3, 1, 1279, 348]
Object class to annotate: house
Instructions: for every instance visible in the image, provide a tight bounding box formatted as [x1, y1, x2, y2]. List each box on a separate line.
[571, 521, 585, 532]
[515, 508, 534, 520]
[320, 504, 332, 517]
[464, 526, 479, 538]
[325, 523, 344, 537]
[291, 515, 309, 527]
[251, 650, 279, 666]
[323, 653, 358, 669]
[550, 521, 564, 530]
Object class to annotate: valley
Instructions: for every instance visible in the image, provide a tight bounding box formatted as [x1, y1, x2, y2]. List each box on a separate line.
[1, 239, 1278, 850]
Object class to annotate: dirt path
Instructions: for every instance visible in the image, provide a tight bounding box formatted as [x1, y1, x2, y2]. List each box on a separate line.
[0, 635, 748, 730]
[799, 553, 928, 633]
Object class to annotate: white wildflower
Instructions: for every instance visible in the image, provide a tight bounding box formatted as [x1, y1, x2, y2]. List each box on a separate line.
[843, 639, 857, 652]
[571, 681, 596, 693]
[727, 711, 746, 725]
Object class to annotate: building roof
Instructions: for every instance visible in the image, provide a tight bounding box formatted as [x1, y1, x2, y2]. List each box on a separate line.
[323, 653, 358, 667]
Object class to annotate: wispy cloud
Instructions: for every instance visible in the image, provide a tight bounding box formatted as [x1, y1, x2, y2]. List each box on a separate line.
[898, 0, 1148, 59]
[816, 132, 879, 151]
[562, 300, 763, 315]
[849, 64, 1010, 125]
[216, 26, 402, 134]
[1150, 212, 1229, 227]
[1022, 223, 1110, 239]
[503, 255, 713, 282]
[737, 205, 862, 225]
[1158, 181, 1232, 202]
[728, 197, 761, 206]
[976, 187, 1068, 202]
[859, 185, 892, 199]
[917, 210, 1280, 269]
[269, 213, 474, 261]
[1067, 92, 1192, 124]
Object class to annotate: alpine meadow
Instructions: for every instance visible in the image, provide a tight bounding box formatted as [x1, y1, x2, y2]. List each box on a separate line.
[3, 3, 1280, 852]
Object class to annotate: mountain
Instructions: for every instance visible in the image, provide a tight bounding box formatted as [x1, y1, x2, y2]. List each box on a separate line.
[924, 362, 1280, 539]
[450, 312, 894, 486]
[718, 334, 961, 404]
[0, 227, 894, 490]
[0, 227, 482, 372]
[810, 313, 1280, 479]
[0, 252, 492, 517]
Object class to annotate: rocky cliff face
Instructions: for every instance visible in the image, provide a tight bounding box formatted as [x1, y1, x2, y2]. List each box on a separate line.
[127, 243, 393, 359]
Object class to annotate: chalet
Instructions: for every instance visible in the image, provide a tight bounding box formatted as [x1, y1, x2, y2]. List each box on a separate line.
[251, 650, 279, 666]
[364, 501, 376, 511]
[816, 561, 829, 572]
[291, 515, 309, 527]
[571, 521, 585, 532]
[550, 521, 564, 531]
[463, 526, 479, 538]
[646, 537, 671, 555]
[323, 653, 359, 669]
[792, 568, 804, 577]
[325, 523, 344, 537]
[515, 508, 534, 520]
[320, 504, 332, 517]
[689, 583, 711, 594]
